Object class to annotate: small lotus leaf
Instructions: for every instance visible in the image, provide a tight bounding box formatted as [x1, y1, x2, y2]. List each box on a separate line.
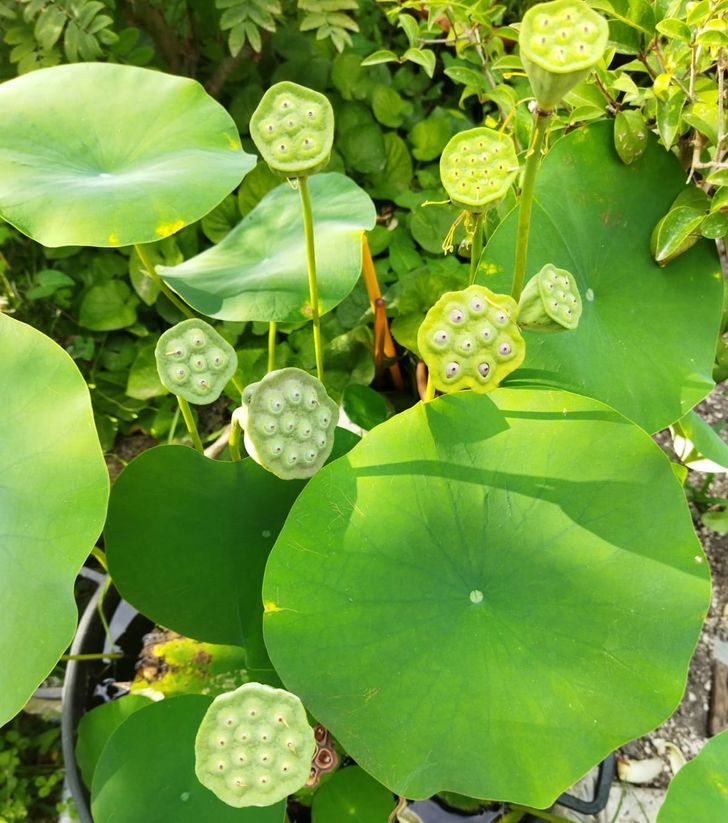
[250, 82, 334, 176]
[242, 368, 338, 480]
[155, 319, 237, 405]
[195, 682, 315, 807]
[440, 128, 519, 209]
[518, 263, 582, 331]
[417, 285, 525, 393]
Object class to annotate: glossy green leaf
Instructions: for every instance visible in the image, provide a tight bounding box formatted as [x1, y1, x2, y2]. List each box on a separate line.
[657, 88, 687, 149]
[0, 63, 255, 248]
[0, 315, 108, 725]
[657, 730, 728, 822]
[651, 206, 704, 264]
[360, 49, 399, 66]
[614, 109, 649, 164]
[341, 384, 389, 431]
[91, 696, 285, 822]
[701, 210, 728, 239]
[76, 695, 152, 790]
[402, 47, 436, 78]
[479, 122, 722, 433]
[263, 389, 710, 806]
[158, 174, 376, 323]
[312, 767, 395, 823]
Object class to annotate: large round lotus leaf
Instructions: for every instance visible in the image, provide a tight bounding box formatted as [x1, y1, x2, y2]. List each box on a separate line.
[0, 63, 255, 248]
[263, 389, 710, 807]
[0, 315, 108, 725]
[157, 173, 376, 322]
[478, 122, 723, 433]
[91, 695, 285, 822]
[656, 730, 728, 822]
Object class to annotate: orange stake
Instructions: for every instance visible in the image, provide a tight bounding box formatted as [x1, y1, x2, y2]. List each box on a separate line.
[361, 235, 405, 391]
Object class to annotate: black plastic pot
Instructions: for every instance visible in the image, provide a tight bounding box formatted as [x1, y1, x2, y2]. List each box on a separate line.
[61, 579, 614, 823]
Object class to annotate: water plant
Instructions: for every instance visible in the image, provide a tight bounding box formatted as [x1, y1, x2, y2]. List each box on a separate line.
[1, 0, 726, 819]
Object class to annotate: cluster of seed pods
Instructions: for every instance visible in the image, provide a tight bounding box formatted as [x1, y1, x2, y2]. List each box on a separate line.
[249, 81, 335, 176]
[154, 318, 238, 404]
[518, 263, 582, 332]
[238, 367, 338, 480]
[304, 724, 339, 788]
[418, 285, 526, 394]
[439, 127, 519, 210]
[194, 682, 316, 808]
[519, 0, 609, 109]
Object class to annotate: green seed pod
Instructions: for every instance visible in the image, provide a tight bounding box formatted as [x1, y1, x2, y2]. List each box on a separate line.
[519, 0, 609, 110]
[518, 263, 582, 332]
[249, 81, 334, 176]
[440, 128, 519, 210]
[418, 285, 526, 394]
[155, 318, 237, 405]
[194, 682, 316, 808]
[242, 367, 338, 480]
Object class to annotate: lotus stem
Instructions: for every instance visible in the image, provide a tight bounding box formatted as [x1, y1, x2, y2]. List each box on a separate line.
[134, 243, 195, 319]
[469, 211, 484, 285]
[177, 396, 204, 453]
[511, 109, 552, 302]
[268, 321, 277, 373]
[298, 176, 325, 382]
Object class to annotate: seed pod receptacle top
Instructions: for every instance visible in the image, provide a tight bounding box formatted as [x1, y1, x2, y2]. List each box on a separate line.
[250, 81, 335, 177]
[440, 127, 519, 210]
[155, 318, 238, 404]
[519, 0, 609, 110]
[241, 367, 338, 480]
[518, 263, 582, 331]
[194, 682, 316, 807]
[418, 285, 526, 394]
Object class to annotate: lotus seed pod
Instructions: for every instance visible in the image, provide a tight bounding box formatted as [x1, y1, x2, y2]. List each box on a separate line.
[418, 285, 526, 394]
[519, 0, 609, 110]
[249, 81, 334, 176]
[242, 367, 338, 480]
[194, 682, 316, 808]
[440, 128, 519, 210]
[518, 263, 582, 332]
[155, 318, 238, 405]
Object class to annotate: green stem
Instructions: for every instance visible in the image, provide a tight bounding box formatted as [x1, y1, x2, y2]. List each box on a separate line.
[268, 321, 277, 373]
[469, 211, 484, 285]
[134, 243, 195, 319]
[298, 176, 325, 382]
[229, 417, 242, 462]
[230, 373, 243, 395]
[167, 404, 180, 445]
[91, 547, 108, 573]
[500, 811, 527, 823]
[424, 373, 436, 402]
[61, 652, 124, 661]
[177, 396, 204, 453]
[96, 575, 113, 646]
[510, 804, 574, 823]
[511, 109, 552, 302]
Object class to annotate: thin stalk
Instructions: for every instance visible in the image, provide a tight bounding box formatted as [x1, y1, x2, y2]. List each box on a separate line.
[511, 109, 552, 302]
[167, 404, 180, 445]
[268, 321, 277, 373]
[91, 547, 108, 573]
[373, 298, 386, 381]
[424, 373, 436, 402]
[298, 176, 324, 382]
[469, 210, 484, 285]
[96, 575, 113, 645]
[229, 417, 242, 462]
[500, 811, 527, 823]
[61, 652, 124, 662]
[231, 373, 243, 395]
[134, 243, 195, 319]
[177, 396, 204, 453]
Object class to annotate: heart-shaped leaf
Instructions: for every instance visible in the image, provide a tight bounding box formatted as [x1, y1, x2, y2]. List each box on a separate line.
[656, 730, 728, 822]
[91, 696, 285, 822]
[263, 389, 710, 807]
[0, 63, 255, 248]
[157, 173, 376, 322]
[0, 315, 108, 725]
[479, 121, 722, 433]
